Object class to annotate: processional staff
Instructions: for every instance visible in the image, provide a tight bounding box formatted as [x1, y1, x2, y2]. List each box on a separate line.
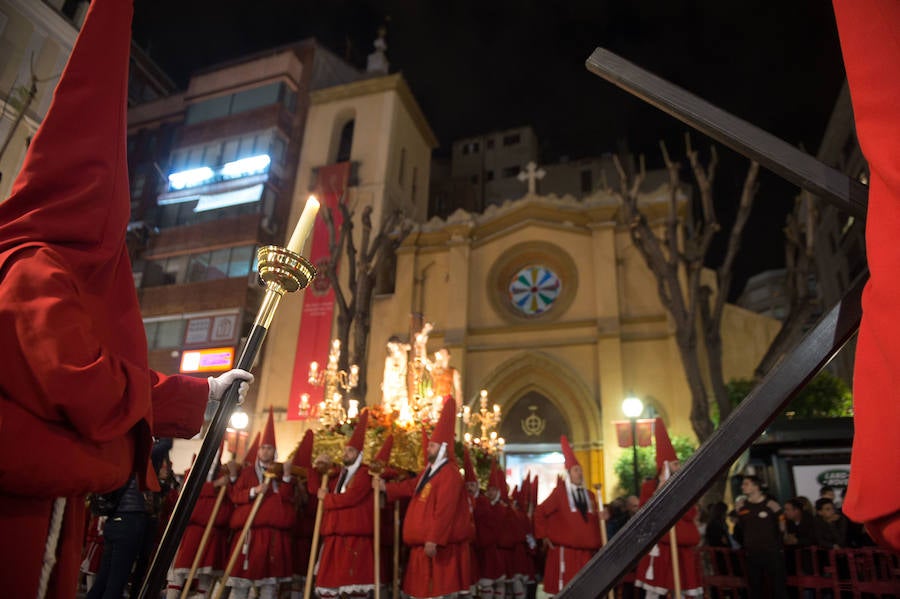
[181, 446, 226, 599]
[593, 483, 614, 599]
[304, 470, 330, 599]
[138, 197, 321, 599]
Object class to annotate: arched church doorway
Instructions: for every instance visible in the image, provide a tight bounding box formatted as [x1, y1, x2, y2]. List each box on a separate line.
[500, 391, 570, 503]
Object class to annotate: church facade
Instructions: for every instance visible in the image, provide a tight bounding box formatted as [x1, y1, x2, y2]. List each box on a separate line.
[365, 190, 780, 495]
[254, 68, 778, 496]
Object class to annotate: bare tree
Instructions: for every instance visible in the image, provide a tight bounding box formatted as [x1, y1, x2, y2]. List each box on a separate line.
[754, 191, 819, 378]
[611, 134, 759, 444]
[320, 200, 411, 404]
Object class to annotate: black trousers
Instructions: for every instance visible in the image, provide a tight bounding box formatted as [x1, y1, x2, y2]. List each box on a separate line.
[745, 549, 788, 599]
[86, 512, 149, 599]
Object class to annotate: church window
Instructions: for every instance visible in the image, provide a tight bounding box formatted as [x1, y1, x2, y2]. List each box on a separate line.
[470, 174, 479, 185]
[412, 167, 418, 203]
[336, 120, 354, 162]
[508, 265, 562, 316]
[399, 147, 406, 184]
[502, 165, 519, 178]
[486, 170, 494, 181]
[486, 138, 495, 150]
[503, 133, 521, 146]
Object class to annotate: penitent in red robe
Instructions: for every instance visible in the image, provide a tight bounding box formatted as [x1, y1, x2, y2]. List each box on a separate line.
[387, 461, 473, 598]
[533, 481, 603, 595]
[316, 463, 382, 592]
[172, 479, 234, 577]
[832, 0, 900, 552]
[0, 0, 210, 597]
[634, 505, 703, 597]
[227, 463, 295, 587]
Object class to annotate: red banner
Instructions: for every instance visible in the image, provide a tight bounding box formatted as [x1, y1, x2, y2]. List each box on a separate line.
[287, 162, 351, 420]
[614, 419, 655, 447]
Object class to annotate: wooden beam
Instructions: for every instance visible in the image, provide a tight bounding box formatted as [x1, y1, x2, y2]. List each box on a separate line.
[585, 47, 868, 219]
[558, 271, 865, 597]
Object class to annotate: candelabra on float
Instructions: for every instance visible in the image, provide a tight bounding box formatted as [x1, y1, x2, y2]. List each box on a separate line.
[308, 338, 360, 427]
[461, 389, 505, 454]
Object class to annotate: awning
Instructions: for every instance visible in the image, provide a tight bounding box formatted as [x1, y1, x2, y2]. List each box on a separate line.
[193, 184, 264, 212]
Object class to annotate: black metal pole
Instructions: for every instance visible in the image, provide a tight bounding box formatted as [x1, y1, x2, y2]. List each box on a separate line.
[630, 418, 639, 496]
[137, 323, 268, 599]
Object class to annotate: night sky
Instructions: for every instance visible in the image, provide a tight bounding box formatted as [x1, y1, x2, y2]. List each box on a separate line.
[132, 0, 848, 296]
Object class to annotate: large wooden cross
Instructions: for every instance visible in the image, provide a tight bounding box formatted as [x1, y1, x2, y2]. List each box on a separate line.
[517, 161, 546, 195]
[556, 47, 868, 598]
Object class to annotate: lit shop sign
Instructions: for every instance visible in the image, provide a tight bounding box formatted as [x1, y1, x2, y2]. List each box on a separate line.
[167, 154, 271, 191]
[179, 347, 235, 373]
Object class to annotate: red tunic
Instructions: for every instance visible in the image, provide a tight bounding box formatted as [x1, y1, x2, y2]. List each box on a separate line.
[291, 474, 317, 578]
[635, 506, 703, 596]
[510, 504, 536, 579]
[316, 464, 382, 590]
[832, 0, 900, 552]
[0, 1, 209, 597]
[0, 253, 208, 599]
[534, 482, 603, 594]
[173, 481, 233, 575]
[227, 463, 296, 586]
[386, 461, 473, 598]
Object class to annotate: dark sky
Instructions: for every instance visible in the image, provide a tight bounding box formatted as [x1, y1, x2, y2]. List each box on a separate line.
[132, 0, 848, 296]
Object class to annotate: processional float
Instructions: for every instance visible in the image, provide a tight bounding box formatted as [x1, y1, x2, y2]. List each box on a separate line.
[558, 49, 867, 598]
[138, 198, 321, 599]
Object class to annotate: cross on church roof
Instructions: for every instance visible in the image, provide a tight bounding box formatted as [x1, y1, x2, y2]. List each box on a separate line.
[517, 161, 546, 195]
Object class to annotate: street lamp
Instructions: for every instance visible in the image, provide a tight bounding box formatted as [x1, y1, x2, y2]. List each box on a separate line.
[622, 395, 644, 495]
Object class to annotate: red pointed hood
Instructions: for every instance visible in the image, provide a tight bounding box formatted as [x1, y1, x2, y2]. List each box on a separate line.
[243, 432, 261, 466]
[431, 396, 456, 450]
[462, 446, 478, 483]
[639, 478, 658, 506]
[520, 476, 530, 506]
[261, 406, 276, 448]
[653, 418, 678, 480]
[488, 459, 505, 491]
[0, 0, 147, 372]
[347, 408, 369, 452]
[291, 429, 315, 468]
[375, 433, 394, 464]
[560, 435, 579, 470]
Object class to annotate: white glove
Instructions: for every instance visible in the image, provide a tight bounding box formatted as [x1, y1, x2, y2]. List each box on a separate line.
[208, 369, 254, 404]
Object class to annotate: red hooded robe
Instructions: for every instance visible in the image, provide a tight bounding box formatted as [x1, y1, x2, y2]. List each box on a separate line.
[832, 0, 900, 551]
[0, 1, 209, 597]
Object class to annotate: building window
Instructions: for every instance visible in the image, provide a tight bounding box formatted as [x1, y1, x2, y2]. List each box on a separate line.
[486, 139, 495, 150]
[411, 166, 418, 203]
[461, 142, 480, 155]
[503, 133, 521, 146]
[144, 318, 188, 350]
[185, 83, 286, 125]
[580, 170, 593, 193]
[142, 245, 257, 288]
[502, 165, 520, 178]
[486, 170, 494, 181]
[131, 172, 147, 198]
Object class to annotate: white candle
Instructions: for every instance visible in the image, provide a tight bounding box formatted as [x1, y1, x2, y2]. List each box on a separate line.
[286, 195, 320, 255]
